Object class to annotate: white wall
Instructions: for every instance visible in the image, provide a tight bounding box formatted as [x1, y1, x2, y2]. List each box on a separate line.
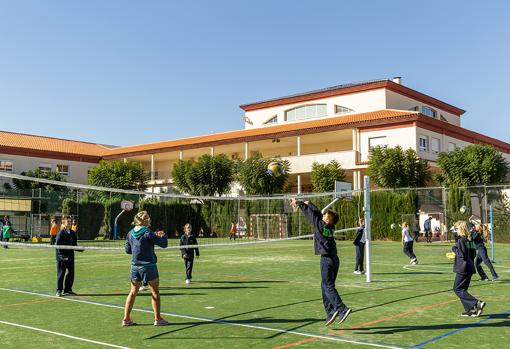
[415, 127, 472, 164]
[359, 126, 417, 162]
[0, 153, 98, 185]
[244, 89, 387, 128]
[386, 90, 461, 125]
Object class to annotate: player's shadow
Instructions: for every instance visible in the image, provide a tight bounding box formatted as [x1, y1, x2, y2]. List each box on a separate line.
[374, 271, 445, 275]
[145, 297, 324, 340]
[192, 280, 287, 284]
[344, 313, 510, 334]
[159, 286, 268, 290]
[354, 282, 491, 313]
[73, 292, 207, 297]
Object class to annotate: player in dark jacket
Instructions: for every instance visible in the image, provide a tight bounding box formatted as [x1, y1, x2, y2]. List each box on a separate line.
[291, 198, 352, 326]
[472, 223, 498, 281]
[353, 219, 365, 274]
[452, 221, 485, 317]
[180, 223, 200, 284]
[55, 216, 82, 296]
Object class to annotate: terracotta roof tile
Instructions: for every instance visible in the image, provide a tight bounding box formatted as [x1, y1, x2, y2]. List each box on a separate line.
[0, 131, 114, 158]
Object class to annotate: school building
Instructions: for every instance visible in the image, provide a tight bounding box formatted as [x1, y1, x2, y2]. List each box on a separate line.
[1, 78, 510, 194]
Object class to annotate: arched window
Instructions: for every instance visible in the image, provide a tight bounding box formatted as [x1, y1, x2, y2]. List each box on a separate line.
[335, 105, 354, 114]
[285, 104, 327, 122]
[421, 106, 437, 118]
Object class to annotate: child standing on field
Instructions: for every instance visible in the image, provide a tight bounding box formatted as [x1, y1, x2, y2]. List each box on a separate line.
[472, 222, 498, 282]
[353, 218, 365, 274]
[452, 221, 486, 317]
[290, 198, 352, 326]
[180, 223, 200, 284]
[402, 222, 418, 265]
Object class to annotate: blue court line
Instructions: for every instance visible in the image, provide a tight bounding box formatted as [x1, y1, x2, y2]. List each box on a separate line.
[411, 309, 510, 348]
[1, 287, 407, 349]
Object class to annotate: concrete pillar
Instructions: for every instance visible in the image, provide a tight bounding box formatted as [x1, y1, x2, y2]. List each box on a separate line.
[123, 158, 127, 163]
[352, 128, 357, 151]
[297, 136, 301, 156]
[179, 151, 183, 160]
[210, 147, 215, 156]
[150, 154, 155, 181]
[297, 175, 302, 194]
[244, 143, 249, 160]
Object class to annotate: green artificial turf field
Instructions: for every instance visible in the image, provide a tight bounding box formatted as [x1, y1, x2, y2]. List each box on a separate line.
[0, 240, 508, 349]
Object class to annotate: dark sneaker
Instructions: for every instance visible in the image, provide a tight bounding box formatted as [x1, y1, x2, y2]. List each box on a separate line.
[337, 307, 352, 325]
[64, 291, 78, 296]
[475, 301, 486, 317]
[325, 310, 339, 326]
[460, 309, 476, 317]
[480, 278, 489, 282]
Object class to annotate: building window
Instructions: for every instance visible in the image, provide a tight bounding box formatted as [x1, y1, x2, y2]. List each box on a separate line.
[408, 106, 419, 111]
[263, 115, 278, 125]
[335, 105, 354, 114]
[419, 135, 429, 152]
[39, 163, 53, 173]
[0, 160, 13, 172]
[421, 106, 437, 118]
[431, 137, 440, 154]
[369, 136, 387, 149]
[56, 164, 70, 176]
[285, 104, 327, 122]
[448, 142, 456, 152]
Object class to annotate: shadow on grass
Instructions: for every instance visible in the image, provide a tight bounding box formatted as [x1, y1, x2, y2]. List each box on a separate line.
[192, 280, 288, 284]
[344, 313, 510, 334]
[159, 286, 268, 290]
[374, 271, 445, 275]
[73, 292, 207, 297]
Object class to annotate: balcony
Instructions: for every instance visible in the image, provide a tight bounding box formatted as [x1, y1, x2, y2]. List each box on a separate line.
[145, 170, 173, 185]
[281, 150, 359, 174]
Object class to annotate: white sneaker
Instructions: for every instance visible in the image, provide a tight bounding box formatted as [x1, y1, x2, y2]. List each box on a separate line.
[140, 285, 148, 291]
[353, 270, 361, 274]
[185, 279, 191, 284]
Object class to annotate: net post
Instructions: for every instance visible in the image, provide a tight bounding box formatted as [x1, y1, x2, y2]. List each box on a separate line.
[490, 204, 495, 263]
[364, 176, 372, 283]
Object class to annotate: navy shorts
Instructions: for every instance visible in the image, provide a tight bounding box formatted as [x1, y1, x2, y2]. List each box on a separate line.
[130, 264, 159, 284]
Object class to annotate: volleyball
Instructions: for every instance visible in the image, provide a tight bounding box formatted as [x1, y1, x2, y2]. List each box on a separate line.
[459, 205, 468, 214]
[390, 223, 397, 229]
[446, 252, 456, 261]
[267, 162, 283, 176]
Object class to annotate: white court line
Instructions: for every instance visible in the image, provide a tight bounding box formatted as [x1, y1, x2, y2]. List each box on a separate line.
[402, 265, 449, 273]
[0, 319, 131, 349]
[0, 288, 402, 349]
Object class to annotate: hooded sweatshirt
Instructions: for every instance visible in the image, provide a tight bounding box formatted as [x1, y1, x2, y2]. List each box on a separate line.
[125, 226, 168, 266]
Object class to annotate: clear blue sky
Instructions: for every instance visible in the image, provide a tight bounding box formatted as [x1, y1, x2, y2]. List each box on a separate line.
[1, 0, 509, 146]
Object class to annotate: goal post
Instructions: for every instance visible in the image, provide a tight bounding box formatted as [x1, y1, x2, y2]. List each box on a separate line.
[249, 214, 287, 239]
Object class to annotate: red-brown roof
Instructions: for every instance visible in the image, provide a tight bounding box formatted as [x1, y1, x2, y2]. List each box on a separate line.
[103, 110, 419, 158]
[0, 130, 114, 162]
[240, 80, 466, 116]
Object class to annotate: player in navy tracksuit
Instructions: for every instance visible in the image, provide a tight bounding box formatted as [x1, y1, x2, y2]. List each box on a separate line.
[353, 219, 365, 274]
[55, 216, 82, 296]
[424, 216, 432, 243]
[291, 198, 352, 326]
[452, 221, 485, 317]
[180, 223, 200, 284]
[472, 223, 498, 281]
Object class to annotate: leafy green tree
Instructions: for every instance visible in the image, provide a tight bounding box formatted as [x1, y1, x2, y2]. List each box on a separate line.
[435, 144, 509, 186]
[436, 144, 509, 222]
[88, 160, 148, 191]
[171, 154, 234, 196]
[368, 146, 430, 188]
[310, 160, 346, 192]
[235, 154, 290, 195]
[12, 169, 68, 191]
